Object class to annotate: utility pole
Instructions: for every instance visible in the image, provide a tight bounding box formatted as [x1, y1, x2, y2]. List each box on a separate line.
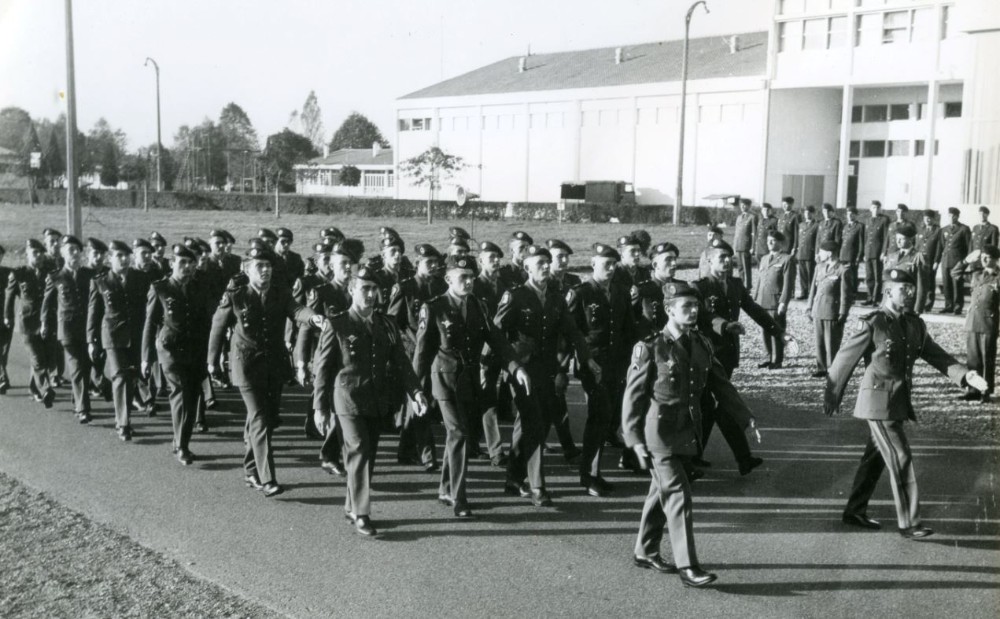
[675, 0, 709, 226]
[144, 57, 162, 192]
[64, 0, 82, 236]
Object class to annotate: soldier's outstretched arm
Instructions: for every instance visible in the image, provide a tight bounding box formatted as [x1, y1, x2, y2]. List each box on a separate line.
[823, 319, 872, 415]
[917, 327, 971, 387]
[739, 286, 781, 334]
[311, 323, 342, 414]
[207, 291, 236, 369]
[3, 272, 18, 328]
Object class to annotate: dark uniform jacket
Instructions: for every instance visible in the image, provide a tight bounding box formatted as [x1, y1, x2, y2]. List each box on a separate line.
[796, 220, 820, 260]
[940, 223, 972, 266]
[87, 268, 151, 351]
[916, 224, 942, 266]
[312, 307, 420, 418]
[693, 273, 779, 371]
[549, 271, 582, 372]
[865, 214, 892, 260]
[818, 217, 843, 249]
[42, 266, 95, 343]
[373, 266, 400, 313]
[778, 210, 801, 254]
[753, 251, 795, 310]
[808, 260, 853, 320]
[278, 250, 306, 287]
[612, 263, 651, 288]
[966, 270, 1000, 334]
[633, 276, 684, 338]
[733, 212, 757, 252]
[754, 215, 778, 257]
[388, 275, 447, 338]
[840, 220, 865, 263]
[207, 282, 316, 387]
[294, 276, 351, 365]
[567, 278, 638, 380]
[972, 222, 1000, 251]
[142, 276, 213, 375]
[498, 262, 527, 290]
[472, 272, 509, 316]
[622, 329, 752, 457]
[5, 265, 49, 334]
[826, 309, 967, 421]
[883, 247, 923, 274]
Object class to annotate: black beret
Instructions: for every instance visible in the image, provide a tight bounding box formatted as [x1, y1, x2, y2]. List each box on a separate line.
[445, 255, 477, 272]
[61, 235, 83, 249]
[449, 237, 471, 251]
[706, 225, 723, 235]
[184, 237, 207, 256]
[924, 209, 936, 217]
[767, 229, 786, 242]
[257, 228, 278, 241]
[948, 207, 960, 216]
[355, 265, 379, 283]
[108, 240, 132, 254]
[782, 196, 795, 205]
[222, 230, 237, 244]
[26, 239, 46, 252]
[246, 245, 275, 263]
[172, 244, 196, 261]
[896, 203, 908, 212]
[313, 241, 332, 255]
[617, 234, 641, 248]
[822, 203, 834, 211]
[871, 200, 882, 208]
[449, 226, 471, 240]
[414, 243, 442, 260]
[133, 238, 154, 251]
[379, 226, 399, 238]
[739, 198, 752, 206]
[42, 227, 62, 238]
[248, 237, 270, 251]
[979, 206, 991, 215]
[511, 231, 533, 244]
[545, 239, 573, 254]
[86, 237, 108, 253]
[662, 281, 701, 303]
[761, 202, 773, 210]
[982, 245, 999, 259]
[819, 240, 840, 252]
[479, 241, 504, 256]
[381, 236, 405, 251]
[209, 229, 228, 239]
[804, 205, 816, 213]
[276, 227, 293, 241]
[709, 239, 734, 256]
[322, 227, 344, 241]
[592, 243, 621, 260]
[895, 223, 917, 238]
[884, 268, 916, 285]
[149, 231, 167, 246]
[630, 229, 652, 251]
[334, 239, 365, 263]
[649, 242, 679, 257]
[523, 245, 551, 261]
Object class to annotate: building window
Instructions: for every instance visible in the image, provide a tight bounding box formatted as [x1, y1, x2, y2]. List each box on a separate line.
[779, 21, 802, 52]
[851, 106, 863, 123]
[882, 10, 908, 44]
[803, 18, 828, 50]
[910, 8, 934, 42]
[829, 16, 848, 48]
[889, 104, 910, 121]
[398, 119, 411, 131]
[862, 140, 886, 157]
[849, 140, 860, 157]
[888, 140, 910, 156]
[864, 105, 887, 122]
[855, 13, 882, 46]
[914, 140, 939, 156]
[944, 102, 962, 118]
[400, 118, 431, 132]
[941, 5, 951, 39]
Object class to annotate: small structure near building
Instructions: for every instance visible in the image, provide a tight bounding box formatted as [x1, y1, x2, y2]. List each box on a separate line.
[294, 144, 394, 197]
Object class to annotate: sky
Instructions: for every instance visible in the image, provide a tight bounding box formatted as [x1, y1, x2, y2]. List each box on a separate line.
[0, 0, 771, 151]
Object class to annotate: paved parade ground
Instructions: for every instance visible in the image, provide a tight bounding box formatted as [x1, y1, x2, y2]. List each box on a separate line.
[0, 304, 997, 618]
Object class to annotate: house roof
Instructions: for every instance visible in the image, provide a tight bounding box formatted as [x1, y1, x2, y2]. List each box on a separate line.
[302, 148, 393, 167]
[400, 31, 767, 100]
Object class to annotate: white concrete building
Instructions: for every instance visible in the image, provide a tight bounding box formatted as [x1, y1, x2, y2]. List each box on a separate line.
[394, 0, 999, 220]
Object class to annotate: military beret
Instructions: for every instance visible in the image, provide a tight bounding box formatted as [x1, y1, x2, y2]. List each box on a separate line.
[924, 209, 936, 217]
[896, 203, 908, 212]
[248, 237, 270, 251]
[172, 244, 196, 261]
[355, 265, 379, 283]
[149, 231, 167, 247]
[523, 245, 551, 261]
[822, 203, 834, 211]
[334, 239, 365, 263]
[981, 245, 999, 259]
[108, 240, 132, 254]
[511, 231, 533, 244]
[86, 237, 108, 253]
[449, 226, 471, 240]
[26, 239, 46, 252]
[630, 229, 652, 251]
[257, 228, 278, 241]
[42, 227, 62, 238]
[706, 225, 723, 236]
[222, 230, 237, 244]
[662, 281, 701, 303]
[884, 268, 916, 285]
[414, 243, 442, 260]
[313, 241, 332, 255]
[761, 202, 773, 210]
[322, 227, 344, 241]
[979, 206, 991, 215]
[545, 239, 573, 254]
[246, 245, 275, 263]
[381, 236, 404, 251]
[445, 255, 477, 273]
[895, 223, 917, 238]
[276, 227, 293, 241]
[379, 226, 399, 238]
[592, 243, 621, 261]
[649, 242, 680, 257]
[479, 241, 504, 256]
[766, 229, 786, 242]
[617, 234, 641, 248]
[739, 197, 752, 206]
[804, 205, 816, 213]
[782, 196, 795, 205]
[846, 206, 858, 214]
[449, 237, 471, 251]
[60, 235, 82, 249]
[184, 237, 207, 256]
[871, 200, 882, 208]
[709, 239, 734, 256]
[948, 207, 960, 216]
[819, 240, 840, 252]
[209, 229, 228, 239]
[133, 238, 154, 251]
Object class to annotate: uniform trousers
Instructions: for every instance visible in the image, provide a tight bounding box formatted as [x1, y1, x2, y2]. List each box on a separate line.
[105, 347, 139, 429]
[239, 374, 283, 485]
[438, 395, 477, 505]
[319, 414, 345, 465]
[23, 332, 51, 397]
[552, 374, 579, 456]
[966, 331, 997, 395]
[940, 261, 963, 311]
[90, 348, 110, 396]
[161, 362, 202, 452]
[195, 376, 212, 426]
[397, 338, 436, 466]
[47, 335, 64, 380]
[797, 259, 815, 299]
[471, 360, 504, 459]
[813, 318, 845, 373]
[578, 366, 623, 479]
[339, 414, 381, 517]
[0, 326, 11, 385]
[864, 257, 884, 302]
[507, 365, 560, 490]
[700, 364, 752, 466]
[62, 339, 91, 413]
[846, 262, 860, 295]
[845, 419, 920, 530]
[634, 453, 697, 568]
[915, 264, 935, 313]
[762, 310, 786, 366]
[735, 251, 753, 289]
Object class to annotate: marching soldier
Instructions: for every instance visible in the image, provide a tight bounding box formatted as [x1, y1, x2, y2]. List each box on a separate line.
[41, 229, 67, 387]
[547, 238, 583, 464]
[42, 228, 64, 270]
[624, 280, 757, 587]
[312, 267, 429, 536]
[795, 205, 819, 300]
[414, 255, 528, 518]
[962, 245, 999, 403]
[568, 243, 639, 497]
[133, 238, 167, 412]
[85, 238, 113, 403]
[149, 232, 170, 274]
[817, 203, 842, 254]
[806, 241, 853, 378]
[4, 240, 54, 407]
[275, 228, 306, 286]
[826, 268, 988, 539]
[494, 244, 599, 506]
[752, 230, 795, 370]
[915, 210, 942, 313]
[973, 207, 1000, 251]
[372, 234, 406, 313]
[753, 202, 778, 262]
[41, 235, 95, 423]
[633, 242, 683, 338]
[733, 198, 756, 289]
[862, 200, 891, 305]
[499, 231, 532, 289]
[88, 241, 151, 441]
[697, 227, 723, 279]
[841, 206, 865, 294]
[207, 245, 324, 497]
[940, 207, 971, 314]
[0, 245, 9, 395]
[143, 244, 213, 465]
[613, 234, 651, 287]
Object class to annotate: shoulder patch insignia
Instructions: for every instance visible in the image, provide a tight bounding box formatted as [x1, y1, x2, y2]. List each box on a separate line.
[565, 288, 576, 306]
[630, 285, 639, 301]
[307, 288, 317, 303]
[633, 342, 646, 361]
[500, 290, 511, 306]
[418, 305, 428, 331]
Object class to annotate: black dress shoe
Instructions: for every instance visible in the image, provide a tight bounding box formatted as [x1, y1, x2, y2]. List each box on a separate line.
[196, 422, 209, 433]
[320, 460, 347, 477]
[261, 482, 283, 497]
[504, 480, 531, 498]
[454, 504, 473, 518]
[842, 512, 881, 530]
[31, 392, 43, 403]
[685, 467, 705, 482]
[344, 511, 357, 523]
[738, 456, 763, 476]
[619, 452, 643, 473]
[811, 370, 828, 378]
[205, 398, 218, 410]
[244, 474, 263, 490]
[900, 525, 934, 539]
[581, 475, 614, 497]
[691, 457, 712, 468]
[633, 554, 678, 574]
[438, 494, 456, 507]
[77, 411, 92, 424]
[982, 394, 993, 404]
[146, 403, 157, 417]
[952, 309, 962, 315]
[423, 461, 440, 473]
[355, 516, 377, 537]
[768, 363, 783, 370]
[678, 566, 717, 587]
[117, 427, 132, 442]
[959, 392, 980, 401]
[756, 361, 772, 369]
[530, 488, 553, 507]
[490, 453, 509, 467]
[42, 390, 55, 408]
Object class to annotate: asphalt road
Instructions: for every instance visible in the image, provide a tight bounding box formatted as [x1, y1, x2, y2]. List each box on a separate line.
[0, 326, 997, 618]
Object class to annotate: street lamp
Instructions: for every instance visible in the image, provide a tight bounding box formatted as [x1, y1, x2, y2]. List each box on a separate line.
[64, 0, 81, 236]
[144, 57, 162, 192]
[674, 0, 709, 226]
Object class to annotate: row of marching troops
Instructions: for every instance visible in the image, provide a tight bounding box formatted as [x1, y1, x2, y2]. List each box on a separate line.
[0, 210, 994, 589]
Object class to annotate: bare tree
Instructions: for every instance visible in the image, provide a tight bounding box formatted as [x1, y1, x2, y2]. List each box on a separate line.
[300, 91, 324, 153]
[398, 146, 464, 224]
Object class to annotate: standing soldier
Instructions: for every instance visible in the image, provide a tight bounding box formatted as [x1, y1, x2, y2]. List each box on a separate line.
[915, 210, 942, 313]
[312, 267, 429, 537]
[754, 203, 778, 264]
[494, 245, 599, 506]
[940, 207, 971, 314]
[697, 227, 724, 279]
[207, 245, 324, 497]
[613, 234, 651, 287]
[624, 280, 758, 587]
[88, 241, 151, 441]
[414, 255, 528, 518]
[796, 206, 820, 299]
[806, 241, 853, 378]
[388, 243, 447, 471]
[961, 245, 999, 403]
[862, 200, 892, 305]
[545, 239, 583, 463]
[0, 245, 9, 395]
[373, 234, 406, 313]
[41, 235, 95, 423]
[777, 197, 800, 265]
[275, 228, 305, 285]
[888, 204, 909, 241]
[826, 269, 988, 539]
[733, 198, 757, 289]
[42, 228, 65, 270]
[634, 242, 683, 338]
[499, 231, 532, 289]
[752, 230, 795, 369]
[143, 244, 214, 465]
[883, 223, 923, 279]
[972, 207, 999, 253]
[149, 232, 170, 274]
[5, 240, 54, 407]
[841, 206, 865, 294]
[42, 230, 67, 388]
[568, 243, 638, 497]
[817, 203, 843, 255]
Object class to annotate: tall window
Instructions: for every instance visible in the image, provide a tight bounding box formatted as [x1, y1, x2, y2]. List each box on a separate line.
[864, 105, 887, 122]
[862, 140, 886, 157]
[944, 102, 962, 118]
[803, 18, 828, 50]
[855, 13, 882, 47]
[888, 140, 910, 157]
[829, 16, 848, 48]
[882, 10, 908, 44]
[851, 106, 863, 123]
[941, 5, 951, 39]
[889, 104, 910, 121]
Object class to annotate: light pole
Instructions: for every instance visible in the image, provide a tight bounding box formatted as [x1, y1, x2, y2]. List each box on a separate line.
[674, 0, 709, 226]
[144, 57, 162, 192]
[64, 0, 81, 236]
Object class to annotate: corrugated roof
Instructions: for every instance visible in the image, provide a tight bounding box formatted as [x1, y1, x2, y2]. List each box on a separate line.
[303, 148, 393, 167]
[400, 31, 767, 100]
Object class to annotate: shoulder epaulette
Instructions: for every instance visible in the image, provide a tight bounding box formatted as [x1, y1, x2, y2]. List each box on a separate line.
[227, 272, 249, 291]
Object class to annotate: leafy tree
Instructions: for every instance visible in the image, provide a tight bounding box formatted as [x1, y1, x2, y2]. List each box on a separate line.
[328, 112, 389, 151]
[338, 165, 361, 187]
[84, 117, 127, 176]
[137, 143, 177, 190]
[262, 129, 318, 192]
[173, 120, 226, 189]
[39, 129, 64, 188]
[118, 152, 148, 186]
[98, 141, 119, 187]
[219, 102, 259, 151]
[300, 91, 324, 152]
[398, 146, 464, 224]
[0, 107, 33, 152]
[35, 114, 84, 179]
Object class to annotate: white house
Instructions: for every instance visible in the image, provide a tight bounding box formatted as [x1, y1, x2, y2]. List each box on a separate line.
[294, 145, 394, 197]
